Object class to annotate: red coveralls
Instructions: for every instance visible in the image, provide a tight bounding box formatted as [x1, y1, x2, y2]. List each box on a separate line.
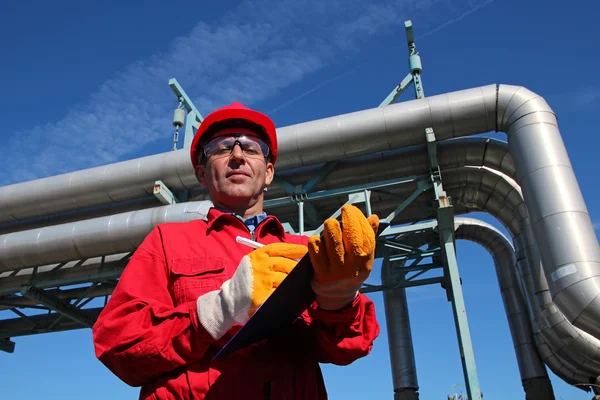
[92, 208, 380, 399]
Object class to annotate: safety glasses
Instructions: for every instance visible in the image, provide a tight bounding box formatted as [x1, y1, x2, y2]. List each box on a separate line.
[202, 134, 270, 160]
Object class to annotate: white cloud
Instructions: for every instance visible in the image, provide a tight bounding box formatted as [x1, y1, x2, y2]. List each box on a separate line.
[1, 0, 491, 186]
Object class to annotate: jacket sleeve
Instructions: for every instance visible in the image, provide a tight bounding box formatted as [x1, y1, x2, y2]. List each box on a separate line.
[300, 292, 380, 365]
[92, 226, 216, 387]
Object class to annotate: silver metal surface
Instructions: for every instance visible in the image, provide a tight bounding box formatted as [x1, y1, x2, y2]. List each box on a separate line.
[0, 201, 212, 272]
[444, 176, 600, 380]
[497, 85, 600, 338]
[381, 253, 419, 391]
[453, 217, 548, 381]
[0, 150, 198, 223]
[0, 86, 497, 224]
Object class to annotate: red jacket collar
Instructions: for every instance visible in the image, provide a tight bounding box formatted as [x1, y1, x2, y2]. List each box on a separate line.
[206, 207, 286, 240]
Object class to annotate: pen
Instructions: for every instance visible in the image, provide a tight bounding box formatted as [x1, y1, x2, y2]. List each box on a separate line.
[235, 236, 303, 261]
[236, 236, 265, 249]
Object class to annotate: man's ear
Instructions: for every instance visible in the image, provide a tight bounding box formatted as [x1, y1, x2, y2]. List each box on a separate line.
[195, 164, 208, 187]
[264, 162, 274, 187]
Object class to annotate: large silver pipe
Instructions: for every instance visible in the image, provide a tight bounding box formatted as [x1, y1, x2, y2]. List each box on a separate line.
[0, 137, 510, 233]
[443, 185, 596, 388]
[382, 214, 551, 399]
[0, 137, 510, 272]
[452, 218, 546, 379]
[536, 335, 591, 388]
[443, 169, 600, 379]
[381, 250, 420, 400]
[0, 201, 212, 272]
[451, 227, 598, 387]
[452, 218, 555, 400]
[0, 150, 198, 224]
[0, 85, 497, 224]
[497, 85, 600, 339]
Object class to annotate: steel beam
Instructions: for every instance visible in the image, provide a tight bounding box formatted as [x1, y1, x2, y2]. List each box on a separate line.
[379, 73, 414, 107]
[264, 175, 424, 209]
[305, 191, 370, 236]
[153, 180, 179, 205]
[389, 250, 438, 262]
[379, 220, 438, 237]
[378, 20, 425, 106]
[383, 180, 431, 223]
[169, 78, 204, 149]
[0, 308, 102, 338]
[0, 338, 15, 353]
[20, 285, 96, 328]
[0, 284, 114, 311]
[400, 277, 443, 288]
[437, 206, 482, 400]
[0, 256, 128, 296]
[426, 126, 482, 400]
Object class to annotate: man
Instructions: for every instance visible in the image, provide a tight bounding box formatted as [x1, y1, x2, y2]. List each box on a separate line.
[92, 102, 380, 399]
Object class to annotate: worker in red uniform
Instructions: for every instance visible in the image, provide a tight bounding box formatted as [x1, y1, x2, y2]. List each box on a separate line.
[92, 102, 381, 399]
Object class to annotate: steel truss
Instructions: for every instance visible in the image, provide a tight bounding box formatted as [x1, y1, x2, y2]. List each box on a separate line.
[0, 19, 484, 400]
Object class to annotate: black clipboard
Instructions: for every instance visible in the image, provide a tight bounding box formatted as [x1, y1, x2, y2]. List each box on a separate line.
[213, 221, 389, 359]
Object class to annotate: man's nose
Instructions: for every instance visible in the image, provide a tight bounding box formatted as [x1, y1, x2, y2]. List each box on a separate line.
[229, 142, 246, 162]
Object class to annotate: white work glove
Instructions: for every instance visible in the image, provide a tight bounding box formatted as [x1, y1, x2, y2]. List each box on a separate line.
[196, 243, 307, 340]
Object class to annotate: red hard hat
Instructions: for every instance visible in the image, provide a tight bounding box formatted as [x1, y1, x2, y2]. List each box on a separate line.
[189, 102, 278, 171]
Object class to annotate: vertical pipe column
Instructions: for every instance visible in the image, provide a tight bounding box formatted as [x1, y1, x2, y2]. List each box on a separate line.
[382, 248, 420, 400]
[298, 201, 304, 235]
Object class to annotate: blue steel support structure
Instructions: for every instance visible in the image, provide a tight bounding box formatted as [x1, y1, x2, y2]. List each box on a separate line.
[426, 127, 482, 400]
[379, 20, 425, 107]
[168, 78, 204, 149]
[377, 20, 481, 399]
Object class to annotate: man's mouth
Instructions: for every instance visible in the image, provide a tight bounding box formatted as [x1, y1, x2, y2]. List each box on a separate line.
[227, 171, 250, 178]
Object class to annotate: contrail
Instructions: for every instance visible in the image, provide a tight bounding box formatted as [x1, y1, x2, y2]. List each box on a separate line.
[269, 0, 497, 115]
[418, 0, 496, 39]
[268, 64, 366, 114]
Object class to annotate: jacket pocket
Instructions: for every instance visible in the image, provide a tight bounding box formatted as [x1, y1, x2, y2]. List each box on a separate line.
[171, 257, 227, 305]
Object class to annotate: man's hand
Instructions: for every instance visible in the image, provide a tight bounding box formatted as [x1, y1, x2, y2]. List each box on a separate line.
[308, 204, 379, 310]
[197, 243, 307, 340]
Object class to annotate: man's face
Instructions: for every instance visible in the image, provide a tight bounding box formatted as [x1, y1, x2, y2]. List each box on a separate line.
[195, 132, 274, 212]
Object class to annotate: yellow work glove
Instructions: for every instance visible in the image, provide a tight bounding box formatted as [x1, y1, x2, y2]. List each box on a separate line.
[197, 243, 307, 340]
[308, 204, 379, 310]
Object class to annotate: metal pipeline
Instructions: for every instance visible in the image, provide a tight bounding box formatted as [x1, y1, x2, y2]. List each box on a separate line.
[453, 218, 555, 399]
[1, 84, 599, 389]
[0, 201, 212, 272]
[441, 169, 600, 381]
[0, 137, 509, 272]
[381, 215, 553, 400]
[381, 249, 420, 400]
[496, 86, 600, 341]
[0, 137, 510, 233]
[0, 85, 498, 223]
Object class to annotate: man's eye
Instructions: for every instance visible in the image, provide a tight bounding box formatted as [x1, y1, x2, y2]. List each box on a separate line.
[244, 147, 260, 154]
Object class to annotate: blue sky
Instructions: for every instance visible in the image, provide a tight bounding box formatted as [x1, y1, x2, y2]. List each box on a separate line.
[1, 0, 599, 399]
